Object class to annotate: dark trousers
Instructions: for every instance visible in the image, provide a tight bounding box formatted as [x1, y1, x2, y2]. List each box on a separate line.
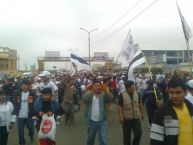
[146, 105, 157, 125]
[0, 126, 8, 145]
[18, 118, 34, 145]
[122, 119, 142, 145]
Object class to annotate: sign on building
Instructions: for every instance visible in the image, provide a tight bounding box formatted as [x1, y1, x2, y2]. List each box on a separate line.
[94, 52, 108, 61]
[45, 51, 60, 57]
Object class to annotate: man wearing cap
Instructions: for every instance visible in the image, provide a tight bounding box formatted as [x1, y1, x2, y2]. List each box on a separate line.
[185, 80, 193, 104]
[38, 71, 58, 100]
[118, 80, 144, 145]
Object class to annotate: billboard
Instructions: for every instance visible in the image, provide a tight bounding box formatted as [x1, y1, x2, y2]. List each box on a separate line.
[94, 52, 108, 61]
[45, 51, 60, 57]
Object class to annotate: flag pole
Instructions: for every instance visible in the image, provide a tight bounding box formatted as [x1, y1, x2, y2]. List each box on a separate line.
[176, 0, 192, 75]
[139, 48, 158, 100]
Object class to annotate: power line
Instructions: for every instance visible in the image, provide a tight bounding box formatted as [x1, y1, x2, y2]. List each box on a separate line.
[92, 0, 160, 44]
[94, 0, 143, 38]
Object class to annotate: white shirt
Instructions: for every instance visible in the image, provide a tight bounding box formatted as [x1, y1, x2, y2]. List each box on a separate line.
[19, 92, 29, 118]
[91, 95, 100, 121]
[39, 81, 58, 95]
[118, 80, 126, 95]
[139, 79, 147, 90]
[0, 104, 6, 126]
[185, 92, 193, 105]
[0, 101, 16, 131]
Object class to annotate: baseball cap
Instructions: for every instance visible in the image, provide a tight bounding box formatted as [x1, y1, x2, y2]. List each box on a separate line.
[38, 71, 51, 77]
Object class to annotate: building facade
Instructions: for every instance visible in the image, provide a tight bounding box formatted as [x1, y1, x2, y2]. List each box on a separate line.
[0, 47, 17, 72]
[143, 49, 193, 65]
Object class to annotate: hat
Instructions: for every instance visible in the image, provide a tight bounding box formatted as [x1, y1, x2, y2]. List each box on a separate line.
[187, 80, 193, 89]
[38, 71, 51, 77]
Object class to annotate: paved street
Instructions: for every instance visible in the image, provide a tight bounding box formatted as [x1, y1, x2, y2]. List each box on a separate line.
[8, 103, 150, 145]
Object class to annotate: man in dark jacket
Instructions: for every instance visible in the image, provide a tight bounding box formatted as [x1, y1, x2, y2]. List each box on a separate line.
[142, 80, 159, 126]
[13, 79, 36, 145]
[150, 76, 193, 145]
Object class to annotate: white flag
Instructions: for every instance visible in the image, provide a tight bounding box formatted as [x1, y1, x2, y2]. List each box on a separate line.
[176, 0, 192, 43]
[118, 31, 136, 66]
[70, 53, 91, 72]
[127, 50, 145, 81]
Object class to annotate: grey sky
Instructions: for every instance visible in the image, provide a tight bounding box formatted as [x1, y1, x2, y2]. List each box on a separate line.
[0, 0, 192, 70]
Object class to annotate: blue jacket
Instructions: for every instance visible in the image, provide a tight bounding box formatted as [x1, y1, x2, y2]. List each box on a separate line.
[34, 96, 59, 114]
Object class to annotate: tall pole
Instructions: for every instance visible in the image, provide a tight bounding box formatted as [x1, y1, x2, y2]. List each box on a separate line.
[88, 32, 91, 65]
[80, 28, 98, 65]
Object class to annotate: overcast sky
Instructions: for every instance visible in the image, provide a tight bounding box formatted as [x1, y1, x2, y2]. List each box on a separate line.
[0, 0, 192, 70]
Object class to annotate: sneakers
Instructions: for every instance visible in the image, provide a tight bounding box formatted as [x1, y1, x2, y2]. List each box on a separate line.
[56, 116, 60, 125]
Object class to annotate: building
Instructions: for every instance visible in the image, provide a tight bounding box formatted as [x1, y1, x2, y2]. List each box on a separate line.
[0, 47, 17, 72]
[143, 49, 193, 65]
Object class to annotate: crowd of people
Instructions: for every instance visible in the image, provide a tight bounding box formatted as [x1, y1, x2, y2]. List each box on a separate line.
[0, 70, 193, 145]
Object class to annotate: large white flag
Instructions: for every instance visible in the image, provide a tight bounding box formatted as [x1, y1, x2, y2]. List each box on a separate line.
[118, 31, 137, 66]
[70, 53, 91, 72]
[127, 50, 145, 81]
[176, 0, 192, 43]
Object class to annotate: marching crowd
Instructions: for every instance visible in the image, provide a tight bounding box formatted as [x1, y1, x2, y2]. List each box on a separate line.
[0, 70, 193, 145]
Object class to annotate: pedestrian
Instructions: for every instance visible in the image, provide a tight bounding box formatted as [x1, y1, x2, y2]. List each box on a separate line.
[157, 74, 170, 103]
[61, 78, 77, 127]
[38, 71, 58, 100]
[138, 73, 147, 100]
[0, 90, 16, 145]
[150, 76, 193, 145]
[83, 79, 113, 145]
[3, 77, 17, 103]
[185, 79, 193, 104]
[13, 79, 36, 145]
[118, 80, 144, 145]
[111, 76, 118, 102]
[142, 80, 158, 127]
[34, 88, 59, 145]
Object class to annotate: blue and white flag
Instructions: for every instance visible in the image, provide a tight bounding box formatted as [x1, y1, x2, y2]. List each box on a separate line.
[127, 50, 145, 81]
[70, 53, 91, 72]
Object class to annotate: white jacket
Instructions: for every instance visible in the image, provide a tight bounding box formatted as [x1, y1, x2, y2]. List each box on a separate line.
[0, 101, 16, 132]
[185, 92, 193, 105]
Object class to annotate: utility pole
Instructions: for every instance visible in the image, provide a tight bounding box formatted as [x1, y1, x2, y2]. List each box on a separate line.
[80, 28, 98, 65]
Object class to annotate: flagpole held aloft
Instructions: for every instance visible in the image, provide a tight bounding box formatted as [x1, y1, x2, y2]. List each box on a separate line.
[176, 0, 192, 75]
[139, 49, 158, 100]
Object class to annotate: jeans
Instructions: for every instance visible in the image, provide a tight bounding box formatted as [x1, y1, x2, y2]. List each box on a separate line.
[87, 120, 107, 145]
[0, 126, 8, 145]
[122, 119, 142, 145]
[18, 118, 34, 145]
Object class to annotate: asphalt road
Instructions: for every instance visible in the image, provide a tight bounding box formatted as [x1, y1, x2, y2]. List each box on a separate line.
[8, 103, 150, 145]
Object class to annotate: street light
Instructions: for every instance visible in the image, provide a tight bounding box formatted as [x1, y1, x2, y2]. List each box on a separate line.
[80, 28, 98, 65]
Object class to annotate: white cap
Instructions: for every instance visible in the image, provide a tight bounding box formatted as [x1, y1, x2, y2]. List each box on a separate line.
[38, 71, 51, 77]
[187, 80, 193, 89]
[96, 76, 103, 79]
